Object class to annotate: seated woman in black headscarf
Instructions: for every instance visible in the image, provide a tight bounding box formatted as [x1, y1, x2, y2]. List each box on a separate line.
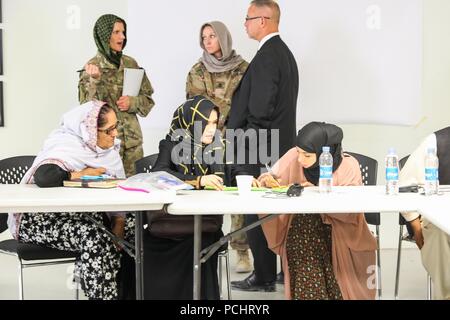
[144, 95, 226, 300]
[258, 122, 377, 300]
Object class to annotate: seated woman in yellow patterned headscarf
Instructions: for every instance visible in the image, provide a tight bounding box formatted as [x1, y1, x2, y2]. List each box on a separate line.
[144, 96, 226, 300]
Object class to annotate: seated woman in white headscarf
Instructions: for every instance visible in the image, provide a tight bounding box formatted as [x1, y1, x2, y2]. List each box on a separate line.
[399, 127, 450, 300]
[7, 101, 131, 300]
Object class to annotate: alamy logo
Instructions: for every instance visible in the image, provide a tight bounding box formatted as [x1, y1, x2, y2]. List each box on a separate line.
[170, 121, 280, 166]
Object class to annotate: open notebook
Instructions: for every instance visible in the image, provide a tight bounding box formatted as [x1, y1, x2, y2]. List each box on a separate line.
[204, 186, 290, 192]
[204, 186, 269, 191]
[118, 172, 194, 193]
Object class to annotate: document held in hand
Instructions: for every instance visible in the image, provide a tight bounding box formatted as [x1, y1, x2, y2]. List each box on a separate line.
[123, 68, 144, 96]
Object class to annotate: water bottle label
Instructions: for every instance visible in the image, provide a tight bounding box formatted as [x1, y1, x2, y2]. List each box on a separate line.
[386, 167, 399, 181]
[425, 168, 438, 181]
[320, 166, 332, 179]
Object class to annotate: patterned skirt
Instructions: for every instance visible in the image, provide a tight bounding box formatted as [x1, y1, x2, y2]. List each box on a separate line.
[18, 212, 135, 300]
[286, 214, 343, 300]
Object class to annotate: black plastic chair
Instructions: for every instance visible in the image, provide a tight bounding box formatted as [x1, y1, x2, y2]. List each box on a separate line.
[346, 152, 382, 299]
[395, 155, 432, 299]
[135, 153, 159, 174]
[0, 156, 80, 299]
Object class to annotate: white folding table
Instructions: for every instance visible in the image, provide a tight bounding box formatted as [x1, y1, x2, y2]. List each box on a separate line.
[0, 184, 175, 300]
[167, 185, 450, 299]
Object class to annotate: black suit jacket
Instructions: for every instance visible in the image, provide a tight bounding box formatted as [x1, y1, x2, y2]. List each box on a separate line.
[226, 35, 299, 178]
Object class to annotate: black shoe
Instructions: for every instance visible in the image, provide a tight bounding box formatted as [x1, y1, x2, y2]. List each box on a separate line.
[276, 271, 284, 285]
[231, 272, 276, 292]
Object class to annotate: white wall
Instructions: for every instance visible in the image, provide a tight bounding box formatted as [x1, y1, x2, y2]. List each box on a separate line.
[0, 0, 127, 158]
[1, 0, 450, 248]
[341, 0, 450, 248]
[129, 0, 422, 152]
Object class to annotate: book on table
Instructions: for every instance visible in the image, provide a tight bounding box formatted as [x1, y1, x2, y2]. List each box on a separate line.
[63, 178, 122, 189]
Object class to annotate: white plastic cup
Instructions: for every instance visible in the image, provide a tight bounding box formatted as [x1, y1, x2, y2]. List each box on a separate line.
[236, 175, 253, 196]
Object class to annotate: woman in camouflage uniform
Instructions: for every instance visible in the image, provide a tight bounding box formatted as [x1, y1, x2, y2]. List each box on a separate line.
[79, 14, 155, 177]
[186, 21, 252, 273]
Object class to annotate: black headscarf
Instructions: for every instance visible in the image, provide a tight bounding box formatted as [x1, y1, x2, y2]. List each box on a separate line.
[295, 122, 344, 185]
[168, 96, 223, 176]
[94, 14, 127, 68]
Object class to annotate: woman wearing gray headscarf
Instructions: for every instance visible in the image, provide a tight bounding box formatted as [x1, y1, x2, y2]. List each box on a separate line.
[186, 21, 248, 131]
[186, 21, 252, 273]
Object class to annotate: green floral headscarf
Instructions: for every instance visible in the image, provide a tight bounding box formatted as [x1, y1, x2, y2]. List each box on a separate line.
[93, 14, 127, 68]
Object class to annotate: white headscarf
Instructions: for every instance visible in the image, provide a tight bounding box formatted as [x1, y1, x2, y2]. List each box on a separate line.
[8, 101, 125, 239]
[22, 100, 125, 184]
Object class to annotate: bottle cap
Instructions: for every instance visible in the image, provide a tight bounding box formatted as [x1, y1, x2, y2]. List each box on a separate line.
[322, 146, 330, 152]
[388, 147, 396, 155]
[427, 147, 436, 155]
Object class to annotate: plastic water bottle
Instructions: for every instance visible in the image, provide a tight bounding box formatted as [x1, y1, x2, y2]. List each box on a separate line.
[319, 146, 333, 193]
[385, 148, 399, 195]
[424, 147, 439, 196]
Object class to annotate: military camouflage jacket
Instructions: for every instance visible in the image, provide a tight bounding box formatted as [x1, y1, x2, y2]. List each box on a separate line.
[79, 52, 155, 149]
[186, 60, 248, 130]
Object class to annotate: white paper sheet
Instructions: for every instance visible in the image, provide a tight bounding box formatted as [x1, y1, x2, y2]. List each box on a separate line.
[123, 68, 144, 96]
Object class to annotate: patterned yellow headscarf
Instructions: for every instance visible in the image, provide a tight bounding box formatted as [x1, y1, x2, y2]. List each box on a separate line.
[168, 96, 225, 177]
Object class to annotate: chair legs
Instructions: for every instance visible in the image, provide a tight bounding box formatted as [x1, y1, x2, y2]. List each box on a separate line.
[395, 225, 432, 300]
[225, 249, 231, 300]
[427, 274, 433, 300]
[218, 252, 223, 298]
[375, 225, 382, 299]
[15, 257, 79, 300]
[74, 278, 80, 300]
[218, 249, 232, 300]
[394, 225, 404, 299]
[18, 260, 24, 300]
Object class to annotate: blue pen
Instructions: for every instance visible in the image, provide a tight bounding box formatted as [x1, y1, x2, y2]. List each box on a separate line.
[80, 175, 104, 180]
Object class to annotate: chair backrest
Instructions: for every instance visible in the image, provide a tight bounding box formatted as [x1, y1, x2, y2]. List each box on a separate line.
[0, 156, 36, 184]
[0, 214, 7, 233]
[346, 152, 379, 225]
[345, 152, 378, 186]
[135, 153, 159, 174]
[0, 156, 36, 232]
[399, 155, 409, 170]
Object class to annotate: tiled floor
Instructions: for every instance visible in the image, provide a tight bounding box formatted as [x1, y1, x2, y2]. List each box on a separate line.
[0, 224, 430, 300]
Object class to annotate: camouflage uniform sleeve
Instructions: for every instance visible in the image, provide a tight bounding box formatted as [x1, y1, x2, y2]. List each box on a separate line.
[185, 64, 207, 99]
[128, 71, 155, 117]
[78, 70, 104, 103]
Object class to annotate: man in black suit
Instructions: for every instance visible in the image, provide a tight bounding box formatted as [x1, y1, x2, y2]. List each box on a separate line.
[227, 0, 299, 292]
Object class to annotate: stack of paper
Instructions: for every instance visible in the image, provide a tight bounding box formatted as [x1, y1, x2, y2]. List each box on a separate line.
[123, 68, 145, 96]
